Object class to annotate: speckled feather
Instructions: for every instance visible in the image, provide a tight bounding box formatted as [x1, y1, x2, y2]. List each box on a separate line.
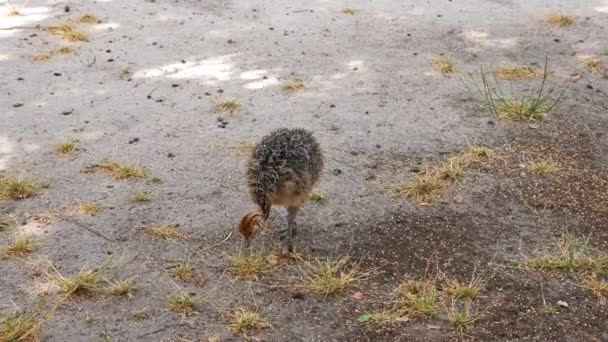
[246, 128, 323, 219]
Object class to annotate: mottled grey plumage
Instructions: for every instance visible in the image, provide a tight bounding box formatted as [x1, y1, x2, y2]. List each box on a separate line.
[243, 128, 323, 251]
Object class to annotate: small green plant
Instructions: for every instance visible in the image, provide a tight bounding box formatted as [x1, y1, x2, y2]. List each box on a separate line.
[146, 224, 183, 240]
[95, 160, 146, 179]
[463, 60, 565, 121]
[229, 251, 270, 280]
[303, 256, 362, 295]
[172, 262, 193, 281]
[308, 191, 326, 202]
[397, 170, 445, 204]
[120, 67, 132, 79]
[438, 157, 465, 181]
[432, 57, 455, 74]
[0, 176, 40, 200]
[397, 280, 440, 317]
[522, 235, 607, 273]
[341, 8, 359, 15]
[57, 46, 73, 54]
[582, 274, 608, 298]
[447, 301, 480, 333]
[56, 138, 79, 155]
[227, 308, 271, 334]
[3, 234, 38, 257]
[215, 100, 240, 112]
[583, 58, 604, 73]
[1, 309, 43, 341]
[167, 291, 200, 315]
[445, 272, 486, 300]
[547, 14, 575, 27]
[131, 191, 152, 202]
[358, 309, 403, 326]
[280, 80, 304, 91]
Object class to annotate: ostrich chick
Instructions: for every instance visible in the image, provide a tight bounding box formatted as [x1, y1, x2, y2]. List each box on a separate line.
[237, 128, 323, 252]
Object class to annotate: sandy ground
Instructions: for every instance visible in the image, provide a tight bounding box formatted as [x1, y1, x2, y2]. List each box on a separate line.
[1, 0, 608, 341]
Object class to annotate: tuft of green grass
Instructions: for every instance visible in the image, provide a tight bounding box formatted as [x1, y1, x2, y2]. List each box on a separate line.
[547, 14, 575, 27]
[77, 14, 97, 23]
[447, 301, 480, 333]
[445, 273, 486, 300]
[32, 52, 52, 61]
[495, 65, 539, 80]
[358, 309, 404, 326]
[95, 160, 146, 180]
[47, 265, 103, 295]
[106, 278, 136, 296]
[341, 8, 359, 15]
[0, 309, 44, 342]
[50, 23, 87, 42]
[308, 191, 326, 202]
[167, 291, 200, 315]
[397, 170, 445, 204]
[432, 57, 456, 74]
[227, 308, 271, 334]
[463, 145, 496, 162]
[56, 138, 79, 155]
[397, 280, 440, 317]
[215, 100, 240, 112]
[229, 251, 270, 281]
[463, 59, 565, 122]
[0, 214, 17, 232]
[280, 79, 304, 92]
[582, 274, 608, 298]
[0, 176, 40, 200]
[3, 234, 38, 258]
[78, 202, 100, 216]
[583, 58, 604, 73]
[303, 256, 362, 295]
[522, 235, 607, 273]
[524, 157, 561, 175]
[172, 262, 193, 281]
[131, 191, 152, 202]
[438, 157, 465, 181]
[146, 224, 183, 240]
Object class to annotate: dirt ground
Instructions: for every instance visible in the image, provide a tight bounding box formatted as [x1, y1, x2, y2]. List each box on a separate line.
[1, 0, 608, 341]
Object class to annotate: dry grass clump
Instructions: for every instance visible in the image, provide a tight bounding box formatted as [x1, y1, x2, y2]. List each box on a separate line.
[0, 214, 17, 231]
[547, 14, 575, 27]
[0, 176, 40, 200]
[78, 202, 100, 216]
[77, 14, 97, 23]
[397, 280, 441, 317]
[56, 138, 79, 155]
[47, 266, 104, 295]
[57, 46, 73, 54]
[172, 262, 193, 281]
[523, 157, 561, 176]
[397, 145, 495, 204]
[522, 235, 607, 273]
[582, 274, 608, 298]
[583, 58, 604, 73]
[0, 307, 47, 342]
[120, 67, 132, 79]
[50, 23, 87, 42]
[9, 8, 21, 16]
[146, 224, 184, 240]
[341, 8, 359, 15]
[106, 278, 136, 296]
[229, 251, 270, 281]
[227, 308, 271, 334]
[167, 291, 200, 315]
[445, 273, 486, 300]
[3, 234, 38, 258]
[94, 160, 146, 179]
[303, 256, 363, 295]
[432, 57, 456, 75]
[215, 100, 240, 112]
[131, 191, 152, 202]
[308, 191, 326, 202]
[495, 65, 540, 80]
[280, 79, 304, 91]
[357, 309, 404, 326]
[32, 52, 52, 61]
[447, 301, 481, 333]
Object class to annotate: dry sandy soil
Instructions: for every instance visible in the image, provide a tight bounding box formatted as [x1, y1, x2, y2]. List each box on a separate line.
[1, 0, 608, 341]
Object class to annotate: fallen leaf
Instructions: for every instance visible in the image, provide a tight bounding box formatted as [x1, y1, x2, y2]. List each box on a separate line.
[351, 291, 364, 300]
[427, 324, 441, 330]
[570, 73, 582, 81]
[528, 123, 540, 129]
[357, 314, 370, 323]
[267, 254, 280, 266]
[453, 195, 464, 204]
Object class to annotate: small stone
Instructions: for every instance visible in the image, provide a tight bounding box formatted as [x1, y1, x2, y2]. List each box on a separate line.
[557, 300, 568, 308]
[12, 103, 23, 108]
[351, 291, 364, 300]
[528, 124, 540, 129]
[171, 83, 179, 87]
[332, 168, 342, 176]
[329, 104, 335, 108]
[454, 195, 464, 204]
[61, 109, 73, 115]
[167, 153, 175, 158]
[128, 137, 139, 144]
[54, 72, 62, 76]
[292, 292, 305, 300]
